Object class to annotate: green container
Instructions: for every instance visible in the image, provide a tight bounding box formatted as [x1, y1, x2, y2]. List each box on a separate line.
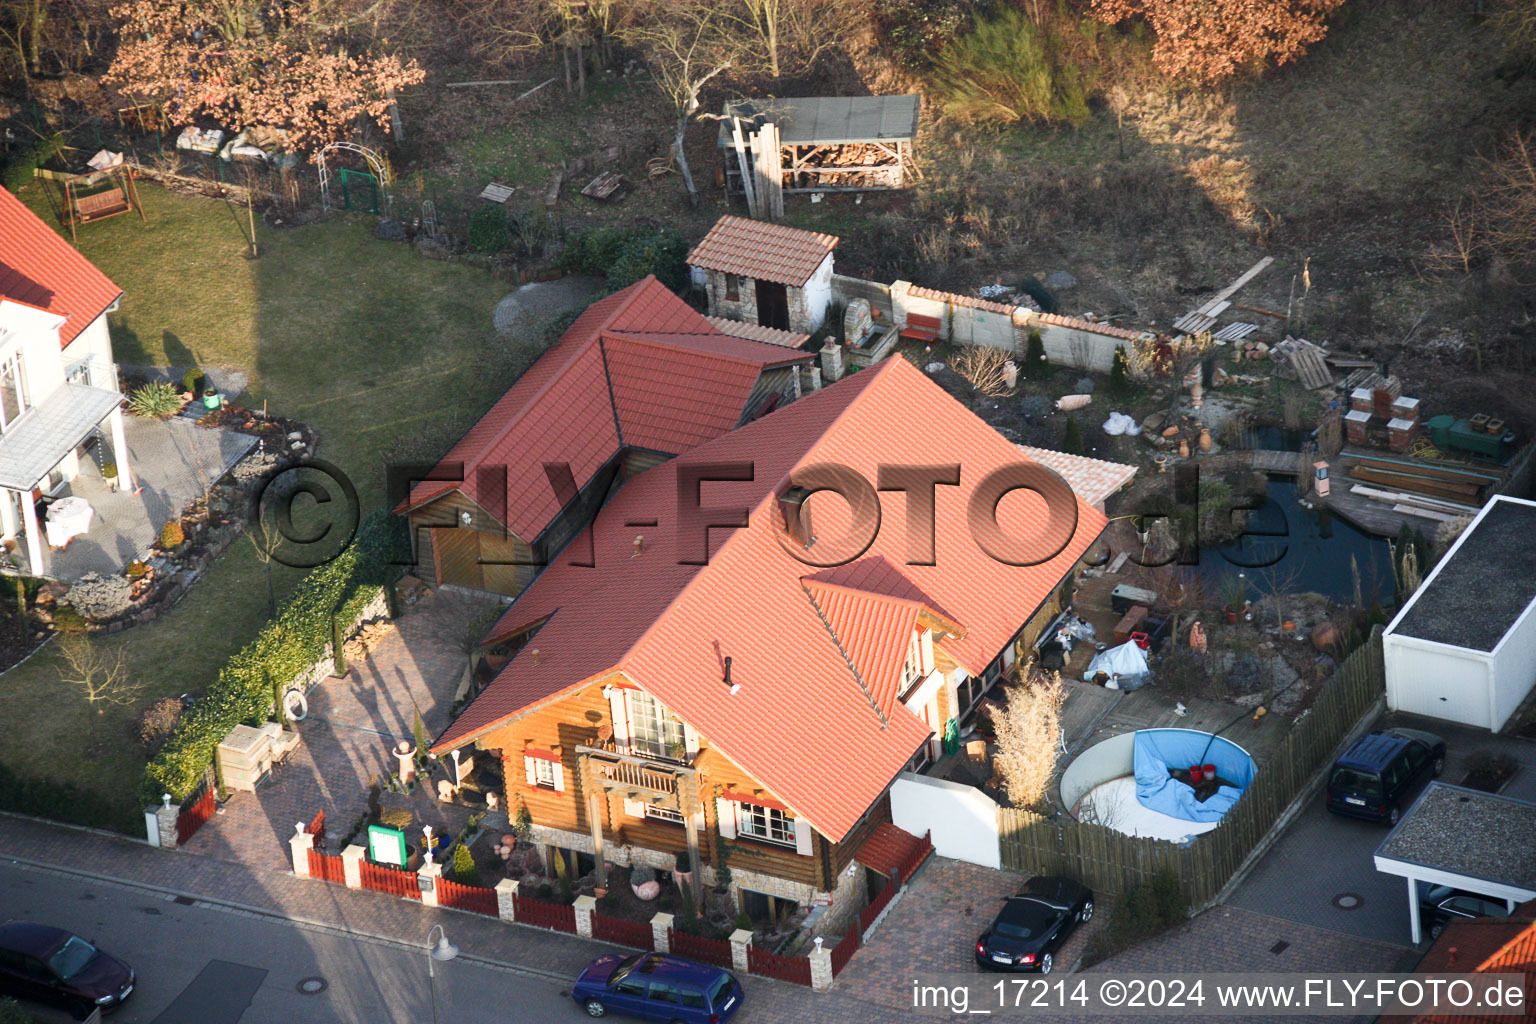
[203, 391, 221, 410]
[1448, 419, 1503, 459]
[1427, 414, 1454, 451]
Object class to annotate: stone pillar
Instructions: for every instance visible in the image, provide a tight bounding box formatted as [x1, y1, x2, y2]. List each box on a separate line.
[418, 861, 442, 908]
[1004, 360, 1018, 389]
[573, 895, 597, 939]
[808, 367, 822, 391]
[810, 936, 834, 993]
[153, 797, 178, 850]
[729, 928, 752, 974]
[341, 845, 366, 888]
[109, 406, 135, 492]
[791, 365, 802, 399]
[20, 494, 43, 576]
[495, 879, 520, 922]
[651, 912, 673, 953]
[890, 280, 913, 328]
[290, 825, 314, 877]
[819, 343, 843, 383]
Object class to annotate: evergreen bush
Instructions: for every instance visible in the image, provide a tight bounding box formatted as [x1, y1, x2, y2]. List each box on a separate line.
[1026, 329, 1047, 367]
[557, 226, 690, 293]
[467, 204, 510, 253]
[451, 842, 478, 885]
[1062, 415, 1085, 454]
[159, 520, 185, 549]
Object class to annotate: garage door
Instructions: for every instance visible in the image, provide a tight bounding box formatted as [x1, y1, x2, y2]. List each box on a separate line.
[1385, 641, 1489, 729]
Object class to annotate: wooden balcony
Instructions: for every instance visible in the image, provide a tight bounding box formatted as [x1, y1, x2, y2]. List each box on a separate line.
[576, 745, 695, 801]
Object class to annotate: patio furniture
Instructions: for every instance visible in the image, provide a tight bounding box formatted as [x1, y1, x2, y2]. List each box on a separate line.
[45, 496, 93, 548]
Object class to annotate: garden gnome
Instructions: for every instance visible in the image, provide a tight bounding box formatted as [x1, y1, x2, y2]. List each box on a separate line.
[1189, 621, 1207, 655]
[486, 791, 499, 812]
[437, 779, 455, 803]
[394, 740, 416, 783]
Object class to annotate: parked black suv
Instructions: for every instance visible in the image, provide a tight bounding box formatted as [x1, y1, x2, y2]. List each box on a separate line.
[1325, 728, 1445, 825]
[1416, 883, 1522, 941]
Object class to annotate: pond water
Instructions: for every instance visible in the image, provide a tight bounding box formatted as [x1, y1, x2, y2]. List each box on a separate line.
[1195, 478, 1394, 607]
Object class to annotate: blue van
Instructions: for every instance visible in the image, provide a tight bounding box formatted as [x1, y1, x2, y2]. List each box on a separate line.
[1325, 728, 1445, 825]
[572, 952, 743, 1023]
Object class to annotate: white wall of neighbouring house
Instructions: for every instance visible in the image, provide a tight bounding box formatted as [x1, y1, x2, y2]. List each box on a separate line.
[891, 770, 1000, 869]
[802, 254, 834, 331]
[1382, 635, 1492, 730]
[1490, 599, 1536, 732]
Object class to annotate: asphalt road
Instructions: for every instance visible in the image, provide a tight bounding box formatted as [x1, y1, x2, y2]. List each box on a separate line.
[0, 860, 582, 1024]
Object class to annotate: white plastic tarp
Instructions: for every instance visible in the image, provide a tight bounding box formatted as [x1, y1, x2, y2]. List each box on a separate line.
[1082, 640, 1150, 690]
[1101, 411, 1141, 436]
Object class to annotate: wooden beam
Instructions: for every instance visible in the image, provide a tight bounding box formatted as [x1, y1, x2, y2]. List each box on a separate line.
[446, 79, 523, 88]
[1196, 257, 1275, 317]
[731, 117, 758, 219]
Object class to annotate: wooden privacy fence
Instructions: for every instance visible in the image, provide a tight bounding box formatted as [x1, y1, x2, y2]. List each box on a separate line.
[308, 849, 346, 884]
[592, 911, 655, 949]
[748, 945, 812, 986]
[359, 860, 421, 901]
[437, 877, 498, 917]
[668, 928, 734, 969]
[999, 630, 1385, 906]
[305, 810, 326, 849]
[175, 787, 216, 845]
[513, 894, 577, 933]
[830, 928, 860, 977]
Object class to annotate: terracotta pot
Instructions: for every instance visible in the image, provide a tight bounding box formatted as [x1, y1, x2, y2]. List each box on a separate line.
[1312, 622, 1339, 650]
[1199, 428, 1213, 452]
[1282, 621, 1296, 631]
[1178, 439, 1190, 459]
[486, 653, 509, 672]
[1225, 609, 1239, 625]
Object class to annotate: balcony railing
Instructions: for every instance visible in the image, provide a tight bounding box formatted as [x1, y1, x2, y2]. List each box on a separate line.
[576, 745, 695, 799]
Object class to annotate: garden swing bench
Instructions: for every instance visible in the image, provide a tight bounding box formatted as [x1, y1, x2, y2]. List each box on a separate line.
[61, 162, 146, 243]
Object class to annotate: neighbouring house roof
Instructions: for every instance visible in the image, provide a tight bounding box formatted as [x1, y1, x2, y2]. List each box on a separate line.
[718, 96, 921, 146]
[707, 316, 811, 349]
[1379, 904, 1536, 1024]
[393, 276, 811, 540]
[687, 216, 838, 288]
[0, 186, 123, 347]
[436, 355, 1108, 842]
[1388, 496, 1536, 653]
[1017, 446, 1138, 510]
[1376, 783, 1536, 896]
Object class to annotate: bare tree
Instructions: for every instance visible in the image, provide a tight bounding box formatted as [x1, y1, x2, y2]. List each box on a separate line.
[1252, 562, 1305, 629]
[991, 670, 1066, 811]
[620, 0, 748, 206]
[722, 0, 849, 79]
[58, 636, 143, 742]
[952, 345, 1013, 397]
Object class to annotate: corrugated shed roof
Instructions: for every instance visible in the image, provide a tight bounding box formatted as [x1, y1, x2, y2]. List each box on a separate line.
[1017, 446, 1137, 509]
[0, 186, 122, 347]
[719, 96, 921, 145]
[440, 356, 1107, 841]
[395, 277, 805, 540]
[687, 216, 838, 287]
[707, 317, 811, 349]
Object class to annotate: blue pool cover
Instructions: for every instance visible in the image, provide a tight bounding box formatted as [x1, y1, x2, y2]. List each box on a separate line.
[1133, 729, 1255, 823]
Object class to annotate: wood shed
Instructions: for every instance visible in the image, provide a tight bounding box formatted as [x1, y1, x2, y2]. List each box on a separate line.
[717, 95, 921, 196]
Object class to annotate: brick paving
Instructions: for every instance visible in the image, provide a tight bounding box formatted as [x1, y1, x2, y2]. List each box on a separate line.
[181, 587, 503, 870]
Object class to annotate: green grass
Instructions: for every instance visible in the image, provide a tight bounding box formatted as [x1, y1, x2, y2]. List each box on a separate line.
[2, 181, 532, 827]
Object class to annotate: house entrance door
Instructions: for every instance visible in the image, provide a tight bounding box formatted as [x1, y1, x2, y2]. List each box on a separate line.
[755, 280, 790, 331]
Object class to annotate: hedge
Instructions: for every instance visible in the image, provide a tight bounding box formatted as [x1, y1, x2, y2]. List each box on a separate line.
[556, 225, 690, 294]
[0, 761, 142, 836]
[139, 510, 407, 805]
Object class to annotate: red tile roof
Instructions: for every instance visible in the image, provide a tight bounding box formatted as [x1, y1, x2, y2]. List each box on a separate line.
[707, 317, 811, 349]
[1017, 446, 1137, 509]
[854, 822, 933, 879]
[1381, 903, 1536, 1024]
[0, 186, 122, 347]
[394, 277, 810, 540]
[436, 356, 1107, 841]
[687, 215, 838, 287]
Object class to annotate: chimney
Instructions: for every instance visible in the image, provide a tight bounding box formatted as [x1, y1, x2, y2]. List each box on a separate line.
[530, 648, 541, 666]
[1447, 947, 1458, 966]
[778, 486, 813, 548]
[633, 534, 645, 557]
[724, 656, 740, 695]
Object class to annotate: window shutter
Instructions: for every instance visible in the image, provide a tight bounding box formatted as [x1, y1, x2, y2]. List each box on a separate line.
[682, 722, 700, 758]
[524, 756, 537, 786]
[1002, 640, 1017, 672]
[692, 808, 706, 832]
[715, 798, 736, 839]
[793, 816, 813, 856]
[920, 629, 934, 674]
[606, 686, 631, 749]
[552, 763, 565, 793]
[623, 798, 647, 818]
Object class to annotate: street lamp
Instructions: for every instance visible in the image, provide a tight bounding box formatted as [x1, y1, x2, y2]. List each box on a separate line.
[426, 924, 459, 1024]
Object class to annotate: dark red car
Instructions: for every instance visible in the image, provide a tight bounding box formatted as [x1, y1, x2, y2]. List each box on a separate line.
[0, 922, 135, 1019]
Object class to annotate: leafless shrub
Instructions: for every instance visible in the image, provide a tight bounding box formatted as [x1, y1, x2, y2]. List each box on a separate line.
[952, 345, 1013, 397]
[992, 672, 1066, 811]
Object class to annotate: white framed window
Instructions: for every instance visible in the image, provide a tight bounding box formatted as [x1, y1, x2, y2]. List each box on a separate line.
[533, 759, 556, 788]
[628, 690, 686, 759]
[901, 630, 923, 692]
[644, 804, 685, 825]
[737, 803, 796, 847]
[523, 754, 565, 792]
[0, 349, 30, 432]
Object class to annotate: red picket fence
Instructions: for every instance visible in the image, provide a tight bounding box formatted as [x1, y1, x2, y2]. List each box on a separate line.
[305, 809, 326, 848]
[748, 945, 812, 986]
[667, 928, 733, 969]
[830, 928, 860, 977]
[174, 788, 216, 845]
[514, 894, 577, 933]
[438, 877, 498, 916]
[359, 860, 421, 900]
[308, 849, 346, 884]
[592, 911, 654, 949]
[858, 867, 901, 933]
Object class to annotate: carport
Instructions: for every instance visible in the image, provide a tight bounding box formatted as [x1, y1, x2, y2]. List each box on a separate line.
[1373, 782, 1536, 943]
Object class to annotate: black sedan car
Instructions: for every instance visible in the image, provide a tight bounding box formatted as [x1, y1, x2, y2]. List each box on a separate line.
[1416, 883, 1521, 941]
[975, 876, 1094, 974]
[0, 922, 134, 1019]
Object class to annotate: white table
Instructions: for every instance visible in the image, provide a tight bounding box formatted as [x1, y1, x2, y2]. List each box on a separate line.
[45, 496, 93, 548]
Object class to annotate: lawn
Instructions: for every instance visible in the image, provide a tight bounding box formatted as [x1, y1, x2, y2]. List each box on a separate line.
[2, 180, 532, 829]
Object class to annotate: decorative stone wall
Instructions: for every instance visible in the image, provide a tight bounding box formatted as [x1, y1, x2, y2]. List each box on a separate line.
[704, 269, 758, 325]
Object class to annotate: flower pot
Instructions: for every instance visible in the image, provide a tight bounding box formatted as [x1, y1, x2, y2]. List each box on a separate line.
[674, 869, 693, 892]
[1282, 621, 1296, 631]
[1178, 439, 1190, 459]
[1224, 609, 1239, 625]
[1198, 428, 1213, 452]
[1203, 764, 1216, 781]
[485, 653, 509, 673]
[1189, 765, 1205, 784]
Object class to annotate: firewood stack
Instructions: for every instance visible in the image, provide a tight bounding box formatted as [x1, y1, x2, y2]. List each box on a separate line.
[344, 618, 395, 662]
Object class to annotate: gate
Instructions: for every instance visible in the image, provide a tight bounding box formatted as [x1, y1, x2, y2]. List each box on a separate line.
[437, 877, 498, 916]
[339, 168, 379, 214]
[359, 860, 421, 900]
[175, 787, 216, 845]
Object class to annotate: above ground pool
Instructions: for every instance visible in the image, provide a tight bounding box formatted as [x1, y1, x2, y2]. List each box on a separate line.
[1060, 729, 1257, 844]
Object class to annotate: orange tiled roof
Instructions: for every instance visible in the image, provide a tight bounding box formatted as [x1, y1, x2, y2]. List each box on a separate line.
[0, 186, 122, 347]
[855, 822, 933, 879]
[435, 356, 1107, 841]
[1017, 446, 1137, 509]
[707, 316, 811, 349]
[687, 215, 838, 287]
[394, 277, 810, 539]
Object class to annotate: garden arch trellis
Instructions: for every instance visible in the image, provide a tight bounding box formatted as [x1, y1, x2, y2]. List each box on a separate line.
[316, 142, 392, 216]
